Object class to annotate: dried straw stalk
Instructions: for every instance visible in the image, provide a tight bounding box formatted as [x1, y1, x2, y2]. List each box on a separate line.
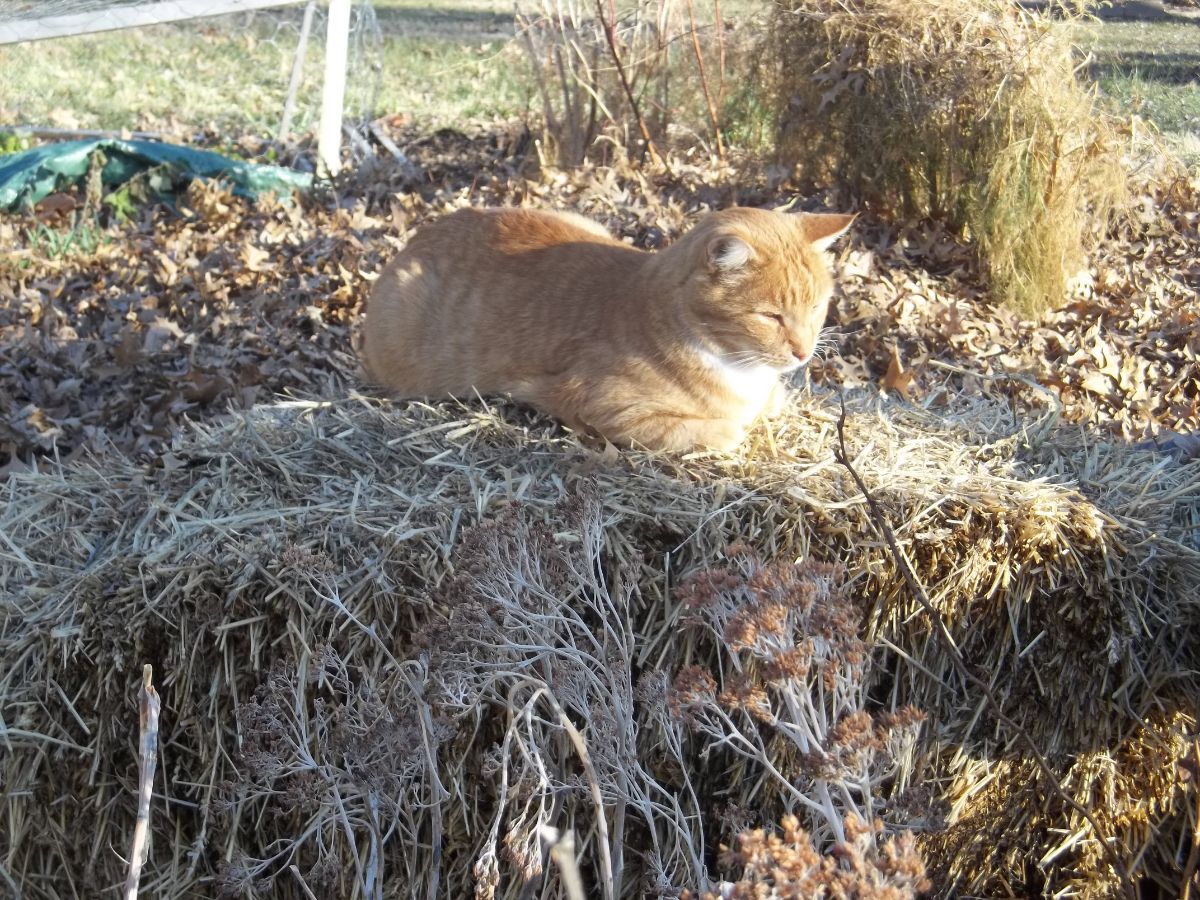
[123, 664, 160, 900]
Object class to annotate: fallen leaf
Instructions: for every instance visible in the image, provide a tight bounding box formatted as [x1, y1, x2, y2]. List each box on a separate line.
[241, 243, 272, 273]
[34, 193, 78, 221]
[881, 345, 914, 398]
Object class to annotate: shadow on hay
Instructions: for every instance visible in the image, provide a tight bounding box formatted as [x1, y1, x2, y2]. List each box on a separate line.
[1, 388, 1198, 898]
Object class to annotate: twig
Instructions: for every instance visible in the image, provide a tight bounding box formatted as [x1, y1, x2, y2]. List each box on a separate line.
[684, 0, 725, 161]
[400, 664, 450, 900]
[277, 0, 317, 143]
[594, 0, 666, 170]
[832, 392, 1138, 900]
[541, 826, 587, 900]
[364, 790, 383, 900]
[123, 664, 161, 900]
[367, 119, 420, 179]
[342, 122, 374, 162]
[538, 685, 616, 900]
[714, 0, 726, 111]
[288, 865, 320, 900]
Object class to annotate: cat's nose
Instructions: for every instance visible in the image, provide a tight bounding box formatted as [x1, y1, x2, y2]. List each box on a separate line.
[781, 351, 810, 372]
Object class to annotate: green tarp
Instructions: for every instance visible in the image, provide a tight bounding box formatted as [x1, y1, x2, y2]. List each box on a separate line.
[0, 138, 312, 210]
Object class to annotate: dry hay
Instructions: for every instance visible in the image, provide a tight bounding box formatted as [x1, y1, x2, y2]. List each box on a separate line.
[2, 383, 1198, 898]
[765, 0, 1129, 315]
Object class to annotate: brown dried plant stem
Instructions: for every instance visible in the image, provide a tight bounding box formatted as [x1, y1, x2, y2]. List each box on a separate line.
[595, 0, 665, 169]
[123, 664, 161, 900]
[684, 0, 725, 161]
[832, 395, 1138, 900]
[713, 0, 725, 109]
[537, 683, 616, 900]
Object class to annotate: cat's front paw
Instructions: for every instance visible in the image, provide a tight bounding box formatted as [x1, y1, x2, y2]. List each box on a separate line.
[618, 414, 747, 453]
[763, 382, 788, 418]
[701, 425, 749, 452]
[681, 418, 748, 452]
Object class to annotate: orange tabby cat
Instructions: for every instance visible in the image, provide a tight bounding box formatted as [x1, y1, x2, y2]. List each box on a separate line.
[361, 205, 853, 451]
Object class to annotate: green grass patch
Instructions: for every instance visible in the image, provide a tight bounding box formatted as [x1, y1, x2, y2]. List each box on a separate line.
[1074, 21, 1200, 163]
[23, 218, 109, 259]
[0, 9, 530, 136]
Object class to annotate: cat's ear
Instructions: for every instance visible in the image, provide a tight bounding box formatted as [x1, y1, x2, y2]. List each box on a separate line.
[798, 212, 855, 252]
[707, 235, 754, 275]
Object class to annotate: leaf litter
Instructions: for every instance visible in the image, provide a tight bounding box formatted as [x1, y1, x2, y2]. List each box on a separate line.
[2, 124, 1197, 469]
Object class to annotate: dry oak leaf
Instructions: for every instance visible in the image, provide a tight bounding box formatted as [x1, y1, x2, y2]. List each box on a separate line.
[881, 345, 915, 398]
[34, 193, 78, 222]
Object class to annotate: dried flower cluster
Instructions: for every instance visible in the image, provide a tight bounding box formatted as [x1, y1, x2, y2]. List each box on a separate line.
[691, 814, 929, 899]
[220, 648, 456, 895]
[671, 546, 924, 852]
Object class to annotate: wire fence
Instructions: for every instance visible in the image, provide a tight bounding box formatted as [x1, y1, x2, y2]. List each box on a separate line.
[0, 1, 383, 153]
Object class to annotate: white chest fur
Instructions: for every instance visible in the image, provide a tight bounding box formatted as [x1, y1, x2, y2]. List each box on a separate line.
[694, 349, 780, 403]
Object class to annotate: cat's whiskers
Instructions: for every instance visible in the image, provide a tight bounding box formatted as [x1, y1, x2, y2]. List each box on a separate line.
[814, 339, 841, 360]
[719, 351, 775, 371]
[722, 350, 769, 363]
[814, 326, 845, 361]
[691, 345, 781, 401]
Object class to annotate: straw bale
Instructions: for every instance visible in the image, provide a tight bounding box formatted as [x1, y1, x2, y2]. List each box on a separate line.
[766, 0, 1129, 315]
[1, 387, 1197, 897]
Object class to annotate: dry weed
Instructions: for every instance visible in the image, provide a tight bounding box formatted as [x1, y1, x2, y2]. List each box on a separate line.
[515, 0, 731, 165]
[216, 493, 929, 895]
[693, 813, 929, 899]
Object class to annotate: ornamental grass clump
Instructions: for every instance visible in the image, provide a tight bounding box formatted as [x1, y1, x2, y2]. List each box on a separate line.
[768, 0, 1128, 315]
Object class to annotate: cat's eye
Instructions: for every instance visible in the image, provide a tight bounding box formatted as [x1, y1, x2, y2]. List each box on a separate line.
[758, 311, 785, 326]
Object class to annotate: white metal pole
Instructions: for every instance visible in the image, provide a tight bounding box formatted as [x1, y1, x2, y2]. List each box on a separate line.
[317, 0, 351, 178]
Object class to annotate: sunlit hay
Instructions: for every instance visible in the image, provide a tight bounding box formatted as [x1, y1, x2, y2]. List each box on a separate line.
[922, 709, 1194, 899]
[766, 0, 1129, 315]
[1, 387, 1197, 897]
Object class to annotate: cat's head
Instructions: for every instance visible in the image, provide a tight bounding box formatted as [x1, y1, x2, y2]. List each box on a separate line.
[683, 207, 854, 371]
